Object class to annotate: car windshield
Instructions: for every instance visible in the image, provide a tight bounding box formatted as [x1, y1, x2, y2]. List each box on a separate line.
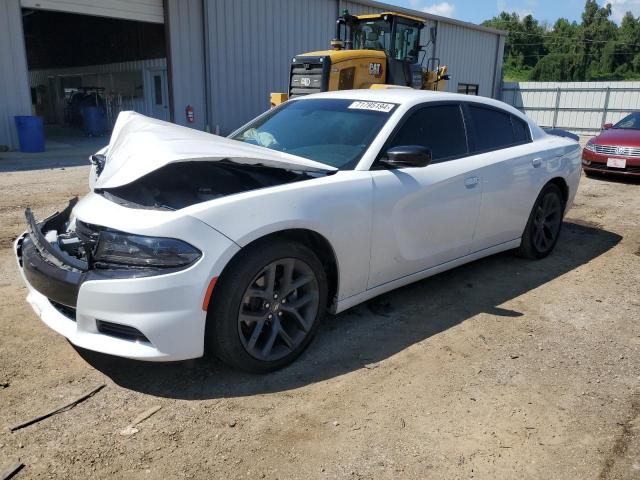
[613, 112, 640, 130]
[230, 98, 397, 169]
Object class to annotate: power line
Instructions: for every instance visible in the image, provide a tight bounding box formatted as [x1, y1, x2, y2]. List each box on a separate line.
[516, 51, 638, 58]
[510, 41, 640, 48]
[501, 30, 635, 44]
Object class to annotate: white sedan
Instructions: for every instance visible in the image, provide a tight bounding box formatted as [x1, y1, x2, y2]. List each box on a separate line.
[15, 89, 581, 372]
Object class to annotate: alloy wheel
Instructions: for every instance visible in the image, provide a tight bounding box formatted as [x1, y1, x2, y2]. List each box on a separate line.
[237, 258, 320, 361]
[532, 192, 562, 253]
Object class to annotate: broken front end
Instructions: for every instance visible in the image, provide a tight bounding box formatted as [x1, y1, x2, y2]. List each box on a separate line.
[14, 195, 238, 361]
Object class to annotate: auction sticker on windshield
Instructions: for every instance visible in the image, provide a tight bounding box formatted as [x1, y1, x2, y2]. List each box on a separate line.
[348, 101, 395, 113]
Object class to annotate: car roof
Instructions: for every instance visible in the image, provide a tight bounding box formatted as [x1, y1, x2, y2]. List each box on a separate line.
[298, 88, 528, 120]
[295, 88, 547, 142]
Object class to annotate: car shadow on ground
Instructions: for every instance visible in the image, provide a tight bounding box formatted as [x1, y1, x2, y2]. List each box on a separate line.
[77, 221, 622, 400]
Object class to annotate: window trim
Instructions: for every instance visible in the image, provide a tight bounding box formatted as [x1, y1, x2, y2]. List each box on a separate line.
[457, 83, 479, 95]
[462, 102, 532, 155]
[371, 101, 470, 170]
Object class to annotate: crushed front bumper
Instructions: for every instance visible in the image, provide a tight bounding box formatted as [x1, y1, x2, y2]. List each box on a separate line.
[15, 198, 239, 361]
[18, 201, 85, 309]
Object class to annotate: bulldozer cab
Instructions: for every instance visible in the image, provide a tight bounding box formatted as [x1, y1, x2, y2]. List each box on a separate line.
[342, 12, 424, 88]
[349, 13, 422, 63]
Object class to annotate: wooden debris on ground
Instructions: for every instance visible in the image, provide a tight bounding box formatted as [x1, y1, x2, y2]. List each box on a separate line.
[9, 384, 105, 432]
[1, 460, 24, 480]
[119, 405, 162, 436]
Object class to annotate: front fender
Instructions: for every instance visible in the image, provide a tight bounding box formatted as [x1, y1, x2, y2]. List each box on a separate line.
[185, 171, 373, 301]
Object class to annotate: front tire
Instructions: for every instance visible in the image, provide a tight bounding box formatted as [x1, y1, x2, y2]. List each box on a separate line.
[206, 239, 327, 373]
[518, 183, 565, 259]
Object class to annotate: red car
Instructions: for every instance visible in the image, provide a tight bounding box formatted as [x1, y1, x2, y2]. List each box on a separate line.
[582, 112, 640, 177]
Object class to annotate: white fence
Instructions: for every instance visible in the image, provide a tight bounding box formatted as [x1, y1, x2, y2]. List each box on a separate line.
[502, 81, 640, 134]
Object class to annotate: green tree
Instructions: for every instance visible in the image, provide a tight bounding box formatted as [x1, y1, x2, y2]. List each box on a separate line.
[544, 18, 580, 55]
[615, 12, 640, 76]
[482, 12, 546, 70]
[485, 1, 640, 81]
[578, 0, 617, 79]
[531, 53, 581, 81]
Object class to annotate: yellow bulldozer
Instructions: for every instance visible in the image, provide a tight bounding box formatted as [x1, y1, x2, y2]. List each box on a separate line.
[271, 10, 450, 107]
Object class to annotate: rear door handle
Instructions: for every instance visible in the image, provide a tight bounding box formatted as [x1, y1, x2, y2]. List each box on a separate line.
[464, 176, 479, 188]
[532, 157, 543, 168]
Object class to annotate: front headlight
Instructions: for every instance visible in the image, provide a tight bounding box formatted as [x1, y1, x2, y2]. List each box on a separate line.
[94, 230, 201, 268]
[584, 141, 596, 152]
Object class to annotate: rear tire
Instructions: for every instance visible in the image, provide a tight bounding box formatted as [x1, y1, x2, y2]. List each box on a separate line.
[518, 183, 565, 259]
[206, 239, 327, 373]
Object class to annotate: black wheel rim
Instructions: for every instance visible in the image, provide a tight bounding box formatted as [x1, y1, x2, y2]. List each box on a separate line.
[532, 192, 562, 253]
[238, 258, 319, 362]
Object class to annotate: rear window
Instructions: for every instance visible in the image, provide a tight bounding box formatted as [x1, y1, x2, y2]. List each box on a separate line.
[468, 105, 515, 152]
[512, 116, 530, 143]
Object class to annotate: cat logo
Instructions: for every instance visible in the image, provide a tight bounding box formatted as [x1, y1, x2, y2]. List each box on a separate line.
[368, 62, 383, 78]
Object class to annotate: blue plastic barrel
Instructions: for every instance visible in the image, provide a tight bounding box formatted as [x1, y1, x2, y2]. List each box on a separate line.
[82, 106, 106, 136]
[14, 116, 45, 153]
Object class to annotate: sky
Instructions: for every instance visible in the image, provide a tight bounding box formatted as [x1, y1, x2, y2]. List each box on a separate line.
[387, 0, 640, 25]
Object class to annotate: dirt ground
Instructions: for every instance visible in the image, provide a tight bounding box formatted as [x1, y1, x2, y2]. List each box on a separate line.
[0, 162, 639, 479]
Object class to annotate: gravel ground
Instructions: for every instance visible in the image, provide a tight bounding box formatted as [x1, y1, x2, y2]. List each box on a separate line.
[0, 163, 638, 479]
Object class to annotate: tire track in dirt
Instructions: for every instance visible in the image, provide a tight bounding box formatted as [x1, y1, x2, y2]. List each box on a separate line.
[598, 393, 640, 480]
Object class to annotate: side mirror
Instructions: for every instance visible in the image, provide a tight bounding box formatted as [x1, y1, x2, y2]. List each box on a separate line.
[380, 145, 432, 169]
[603, 123, 613, 130]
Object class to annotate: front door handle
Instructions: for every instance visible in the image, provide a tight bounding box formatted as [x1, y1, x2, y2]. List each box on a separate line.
[464, 176, 479, 188]
[532, 157, 543, 168]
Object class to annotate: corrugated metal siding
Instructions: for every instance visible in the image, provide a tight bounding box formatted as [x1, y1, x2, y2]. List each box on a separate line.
[20, 0, 164, 23]
[493, 35, 505, 98]
[204, 0, 337, 134]
[434, 22, 500, 98]
[340, 0, 381, 15]
[166, 0, 206, 130]
[28, 58, 165, 124]
[340, 1, 502, 98]
[0, 0, 32, 149]
[192, 0, 504, 134]
[503, 81, 640, 134]
[341, 0, 506, 36]
[28, 58, 166, 87]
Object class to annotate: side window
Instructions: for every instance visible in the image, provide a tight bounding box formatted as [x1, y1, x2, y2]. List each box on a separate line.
[468, 105, 515, 152]
[511, 115, 531, 144]
[387, 104, 468, 162]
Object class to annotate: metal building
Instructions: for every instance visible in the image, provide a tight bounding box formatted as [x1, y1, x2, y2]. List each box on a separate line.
[0, 0, 505, 149]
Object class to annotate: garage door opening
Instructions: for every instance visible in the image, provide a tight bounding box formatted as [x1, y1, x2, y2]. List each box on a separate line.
[22, 8, 168, 148]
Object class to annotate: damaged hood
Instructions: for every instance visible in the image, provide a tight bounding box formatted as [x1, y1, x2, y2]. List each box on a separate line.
[94, 112, 336, 189]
